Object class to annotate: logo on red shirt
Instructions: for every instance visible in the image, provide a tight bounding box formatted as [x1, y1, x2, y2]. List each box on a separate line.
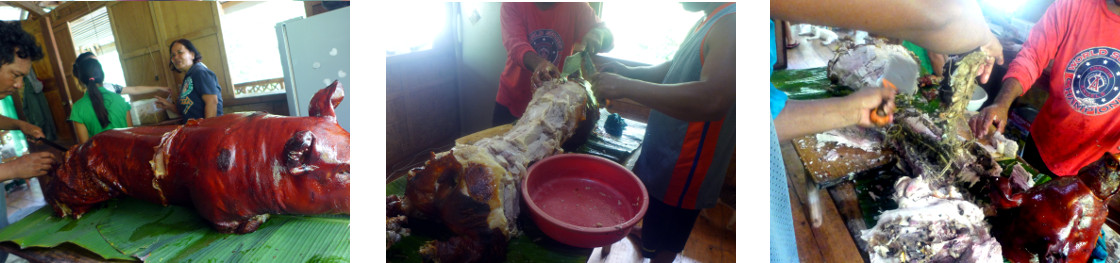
[529, 29, 563, 65]
[1064, 47, 1120, 116]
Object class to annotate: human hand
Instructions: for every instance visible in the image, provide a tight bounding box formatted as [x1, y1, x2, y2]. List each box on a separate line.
[969, 103, 1011, 139]
[17, 121, 44, 143]
[589, 72, 630, 103]
[850, 84, 897, 128]
[977, 34, 1005, 84]
[154, 96, 175, 111]
[3, 152, 56, 179]
[531, 60, 560, 88]
[580, 29, 604, 55]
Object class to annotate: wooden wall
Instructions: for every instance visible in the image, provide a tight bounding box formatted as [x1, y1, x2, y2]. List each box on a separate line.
[386, 31, 460, 168]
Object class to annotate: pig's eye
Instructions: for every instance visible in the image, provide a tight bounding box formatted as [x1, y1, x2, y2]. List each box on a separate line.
[283, 131, 316, 169]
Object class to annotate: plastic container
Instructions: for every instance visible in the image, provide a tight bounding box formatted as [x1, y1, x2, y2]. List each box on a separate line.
[521, 154, 648, 248]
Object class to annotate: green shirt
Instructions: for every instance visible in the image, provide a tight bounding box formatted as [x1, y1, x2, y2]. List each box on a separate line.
[68, 85, 132, 137]
[902, 40, 934, 76]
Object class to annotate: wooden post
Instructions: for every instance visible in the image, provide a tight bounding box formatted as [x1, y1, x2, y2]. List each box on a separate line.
[34, 14, 76, 141]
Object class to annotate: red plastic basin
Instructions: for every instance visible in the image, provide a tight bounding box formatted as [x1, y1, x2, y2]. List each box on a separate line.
[521, 153, 649, 248]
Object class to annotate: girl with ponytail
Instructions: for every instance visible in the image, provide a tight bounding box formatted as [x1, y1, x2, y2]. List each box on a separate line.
[69, 57, 132, 143]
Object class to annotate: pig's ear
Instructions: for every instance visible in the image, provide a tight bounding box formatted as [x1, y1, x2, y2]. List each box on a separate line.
[283, 130, 316, 171]
[309, 80, 344, 121]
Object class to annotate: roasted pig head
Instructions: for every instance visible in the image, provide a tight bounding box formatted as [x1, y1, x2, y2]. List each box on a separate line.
[45, 81, 350, 234]
[993, 153, 1120, 263]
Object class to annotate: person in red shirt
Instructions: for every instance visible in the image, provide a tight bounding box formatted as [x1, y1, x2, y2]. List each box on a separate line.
[972, 0, 1120, 176]
[494, 2, 612, 126]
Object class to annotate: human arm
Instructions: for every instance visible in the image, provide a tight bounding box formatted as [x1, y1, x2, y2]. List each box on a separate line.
[0, 116, 44, 141]
[574, 3, 612, 55]
[203, 94, 219, 118]
[524, 52, 560, 87]
[0, 152, 56, 180]
[774, 86, 895, 140]
[590, 14, 735, 121]
[771, 0, 991, 55]
[74, 122, 89, 144]
[599, 61, 672, 83]
[121, 86, 170, 95]
[773, 0, 1004, 83]
[154, 83, 179, 112]
[154, 96, 176, 112]
[193, 70, 223, 119]
[969, 0, 1067, 138]
[969, 78, 1024, 138]
[126, 112, 133, 127]
[929, 52, 947, 77]
[500, 3, 559, 87]
[578, 27, 613, 55]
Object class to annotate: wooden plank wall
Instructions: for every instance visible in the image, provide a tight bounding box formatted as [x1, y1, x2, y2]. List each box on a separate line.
[386, 47, 461, 170]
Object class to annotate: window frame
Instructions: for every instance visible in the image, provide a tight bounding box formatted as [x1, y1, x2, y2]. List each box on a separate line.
[218, 1, 305, 99]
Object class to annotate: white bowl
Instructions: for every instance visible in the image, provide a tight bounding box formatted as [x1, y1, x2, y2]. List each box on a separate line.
[967, 88, 988, 112]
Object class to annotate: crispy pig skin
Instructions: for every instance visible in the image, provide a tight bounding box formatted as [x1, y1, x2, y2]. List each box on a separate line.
[994, 153, 1120, 262]
[44, 81, 351, 234]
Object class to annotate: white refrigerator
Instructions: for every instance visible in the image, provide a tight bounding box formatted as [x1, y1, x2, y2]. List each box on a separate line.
[276, 7, 350, 131]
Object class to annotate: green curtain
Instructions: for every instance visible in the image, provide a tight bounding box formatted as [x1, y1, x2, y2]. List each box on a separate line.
[20, 75, 56, 141]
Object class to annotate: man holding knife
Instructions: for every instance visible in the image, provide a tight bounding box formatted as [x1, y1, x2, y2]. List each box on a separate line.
[0, 21, 55, 181]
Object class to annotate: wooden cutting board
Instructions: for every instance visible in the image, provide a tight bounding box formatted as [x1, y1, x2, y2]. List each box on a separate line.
[792, 129, 895, 187]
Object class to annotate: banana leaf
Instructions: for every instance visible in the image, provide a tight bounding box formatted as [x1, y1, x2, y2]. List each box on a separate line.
[771, 67, 852, 100]
[386, 176, 591, 262]
[0, 202, 131, 260]
[0, 198, 349, 262]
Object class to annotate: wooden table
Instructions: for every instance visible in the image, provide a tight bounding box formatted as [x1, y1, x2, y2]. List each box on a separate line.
[780, 140, 867, 262]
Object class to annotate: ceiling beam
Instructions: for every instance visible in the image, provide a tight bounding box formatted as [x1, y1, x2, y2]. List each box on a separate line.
[4, 1, 44, 17]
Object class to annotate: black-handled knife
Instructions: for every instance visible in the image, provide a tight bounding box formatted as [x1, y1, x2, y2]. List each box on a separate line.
[35, 137, 68, 152]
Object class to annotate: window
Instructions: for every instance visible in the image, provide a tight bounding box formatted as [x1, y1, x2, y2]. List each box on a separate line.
[384, 2, 449, 56]
[220, 1, 305, 98]
[598, 2, 705, 65]
[0, 6, 26, 21]
[69, 7, 128, 101]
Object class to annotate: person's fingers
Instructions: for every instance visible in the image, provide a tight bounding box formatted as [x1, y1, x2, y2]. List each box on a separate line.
[974, 114, 987, 137]
[996, 116, 1008, 133]
[979, 65, 992, 84]
[969, 116, 980, 137]
[38, 152, 55, 161]
[547, 69, 559, 80]
[883, 101, 896, 119]
[975, 112, 990, 137]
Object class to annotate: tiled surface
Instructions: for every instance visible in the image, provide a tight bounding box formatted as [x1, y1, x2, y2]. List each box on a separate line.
[6, 178, 45, 224]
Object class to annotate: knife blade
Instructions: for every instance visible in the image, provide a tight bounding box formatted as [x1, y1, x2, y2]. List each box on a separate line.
[36, 137, 68, 152]
[561, 52, 584, 79]
[869, 54, 919, 126]
[562, 51, 601, 109]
